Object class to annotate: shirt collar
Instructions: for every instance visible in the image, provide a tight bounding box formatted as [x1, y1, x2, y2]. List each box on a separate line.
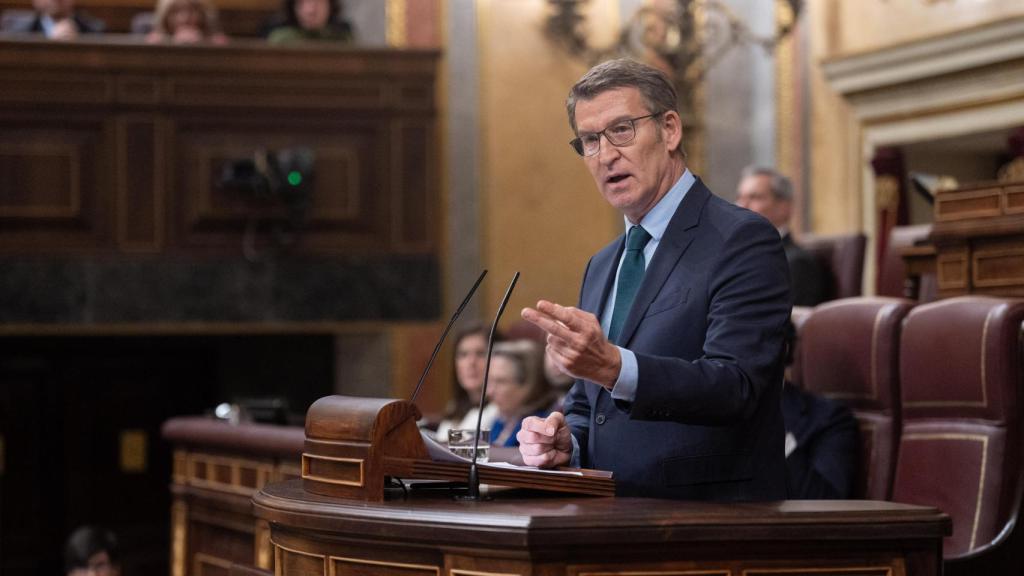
[622, 168, 695, 242]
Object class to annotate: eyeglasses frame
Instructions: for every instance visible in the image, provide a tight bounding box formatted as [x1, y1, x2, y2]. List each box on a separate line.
[569, 111, 665, 157]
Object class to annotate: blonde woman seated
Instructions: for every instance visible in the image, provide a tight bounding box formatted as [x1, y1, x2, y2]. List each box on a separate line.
[146, 0, 227, 44]
[434, 322, 499, 442]
[486, 340, 555, 447]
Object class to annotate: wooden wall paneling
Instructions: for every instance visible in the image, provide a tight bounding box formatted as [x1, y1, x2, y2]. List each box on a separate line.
[171, 116, 389, 252]
[391, 119, 436, 251]
[0, 113, 115, 252]
[117, 115, 163, 252]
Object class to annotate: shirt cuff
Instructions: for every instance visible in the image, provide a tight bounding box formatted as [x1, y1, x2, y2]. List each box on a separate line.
[570, 432, 581, 468]
[610, 346, 638, 403]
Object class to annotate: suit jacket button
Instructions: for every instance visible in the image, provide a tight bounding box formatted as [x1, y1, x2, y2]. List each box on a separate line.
[595, 413, 607, 425]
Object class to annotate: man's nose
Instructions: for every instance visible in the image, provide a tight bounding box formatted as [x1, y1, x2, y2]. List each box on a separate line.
[596, 133, 620, 163]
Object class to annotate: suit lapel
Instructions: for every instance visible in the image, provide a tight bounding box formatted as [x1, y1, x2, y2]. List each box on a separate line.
[615, 179, 711, 347]
[580, 237, 624, 318]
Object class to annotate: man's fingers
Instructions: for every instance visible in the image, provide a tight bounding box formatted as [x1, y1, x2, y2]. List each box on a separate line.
[536, 300, 584, 331]
[521, 414, 558, 436]
[521, 306, 575, 342]
[516, 435, 555, 455]
[522, 451, 557, 467]
[543, 411, 566, 433]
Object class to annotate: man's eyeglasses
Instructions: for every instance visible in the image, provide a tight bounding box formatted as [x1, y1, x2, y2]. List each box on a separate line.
[569, 112, 664, 157]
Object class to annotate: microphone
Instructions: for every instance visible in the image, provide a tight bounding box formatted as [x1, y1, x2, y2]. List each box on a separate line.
[410, 270, 488, 405]
[464, 271, 520, 500]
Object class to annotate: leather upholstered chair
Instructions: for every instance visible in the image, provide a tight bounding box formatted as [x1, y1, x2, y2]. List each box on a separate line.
[892, 296, 1024, 572]
[876, 224, 932, 299]
[798, 297, 914, 500]
[801, 232, 868, 301]
[787, 306, 813, 390]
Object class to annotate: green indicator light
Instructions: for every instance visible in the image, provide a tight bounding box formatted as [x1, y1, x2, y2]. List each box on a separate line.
[287, 171, 302, 186]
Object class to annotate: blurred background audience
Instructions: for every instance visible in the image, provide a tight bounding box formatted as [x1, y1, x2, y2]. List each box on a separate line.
[145, 0, 226, 44]
[486, 339, 554, 447]
[266, 0, 351, 44]
[2, 0, 104, 39]
[736, 166, 827, 306]
[434, 321, 499, 442]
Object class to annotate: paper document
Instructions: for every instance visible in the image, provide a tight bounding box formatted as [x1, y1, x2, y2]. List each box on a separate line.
[482, 461, 584, 477]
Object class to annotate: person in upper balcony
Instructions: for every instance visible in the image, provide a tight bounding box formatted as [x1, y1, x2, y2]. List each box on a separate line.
[735, 165, 827, 307]
[266, 0, 352, 44]
[2, 0, 104, 39]
[145, 0, 227, 45]
[487, 339, 554, 447]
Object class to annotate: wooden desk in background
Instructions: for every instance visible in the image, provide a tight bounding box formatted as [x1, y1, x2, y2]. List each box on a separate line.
[903, 180, 1024, 300]
[163, 417, 304, 576]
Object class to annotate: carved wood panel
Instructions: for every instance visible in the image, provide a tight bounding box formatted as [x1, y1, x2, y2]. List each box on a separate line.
[0, 113, 113, 252]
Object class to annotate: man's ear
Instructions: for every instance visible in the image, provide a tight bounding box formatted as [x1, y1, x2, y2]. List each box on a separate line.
[661, 110, 683, 152]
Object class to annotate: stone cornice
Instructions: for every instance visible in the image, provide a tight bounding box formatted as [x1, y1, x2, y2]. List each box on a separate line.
[822, 17, 1024, 96]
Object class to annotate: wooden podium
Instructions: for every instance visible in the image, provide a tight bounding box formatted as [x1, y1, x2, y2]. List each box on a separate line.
[301, 395, 614, 501]
[253, 395, 951, 575]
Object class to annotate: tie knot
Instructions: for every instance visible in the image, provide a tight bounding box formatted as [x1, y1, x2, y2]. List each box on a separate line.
[626, 226, 652, 251]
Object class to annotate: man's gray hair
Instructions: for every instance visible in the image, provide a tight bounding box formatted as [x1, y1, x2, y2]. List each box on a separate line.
[566, 58, 679, 136]
[741, 165, 793, 202]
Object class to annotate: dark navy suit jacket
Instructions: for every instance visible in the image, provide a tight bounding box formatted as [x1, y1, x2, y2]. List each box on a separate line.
[564, 178, 791, 500]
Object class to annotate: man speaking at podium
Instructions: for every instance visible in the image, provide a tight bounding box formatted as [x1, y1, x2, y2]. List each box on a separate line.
[519, 59, 791, 500]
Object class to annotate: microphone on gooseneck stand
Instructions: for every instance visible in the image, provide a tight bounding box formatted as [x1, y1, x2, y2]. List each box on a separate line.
[410, 270, 488, 405]
[464, 271, 520, 500]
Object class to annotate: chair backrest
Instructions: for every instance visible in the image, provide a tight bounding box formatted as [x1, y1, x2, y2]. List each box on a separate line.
[788, 306, 813, 389]
[892, 296, 1024, 559]
[801, 232, 867, 300]
[799, 297, 914, 500]
[877, 224, 932, 298]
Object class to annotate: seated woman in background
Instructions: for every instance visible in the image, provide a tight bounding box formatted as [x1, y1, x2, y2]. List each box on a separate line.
[434, 322, 499, 443]
[145, 0, 227, 44]
[267, 0, 352, 44]
[487, 339, 554, 447]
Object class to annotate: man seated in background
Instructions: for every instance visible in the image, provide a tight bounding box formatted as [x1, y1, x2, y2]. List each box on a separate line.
[781, 321, 859, 499]
[3, 0, 104, 39]
[736, 166, 827, 306]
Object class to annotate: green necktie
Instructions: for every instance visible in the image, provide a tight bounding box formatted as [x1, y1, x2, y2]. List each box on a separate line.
[608, 225, 651, 344]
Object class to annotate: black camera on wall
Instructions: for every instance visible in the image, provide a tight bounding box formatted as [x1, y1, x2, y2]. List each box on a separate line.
[219, 147, 315, 204]
[219, 147, 316, 260]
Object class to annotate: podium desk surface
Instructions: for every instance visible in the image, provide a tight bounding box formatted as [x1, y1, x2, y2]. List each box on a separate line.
[254, 479, 950, 550]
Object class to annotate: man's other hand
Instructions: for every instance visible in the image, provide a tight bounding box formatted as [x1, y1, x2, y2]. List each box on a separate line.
[521, 300, 621, 390]
[517, 412, 571, 468]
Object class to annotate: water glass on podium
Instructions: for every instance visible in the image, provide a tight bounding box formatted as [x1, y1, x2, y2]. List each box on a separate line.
[447, 428, 490, 462]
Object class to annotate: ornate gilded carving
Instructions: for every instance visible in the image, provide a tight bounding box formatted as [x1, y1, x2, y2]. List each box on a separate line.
[255, 520, 273, 570]
[171, 499, 188, 576]
[875, 175, 900, 213]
